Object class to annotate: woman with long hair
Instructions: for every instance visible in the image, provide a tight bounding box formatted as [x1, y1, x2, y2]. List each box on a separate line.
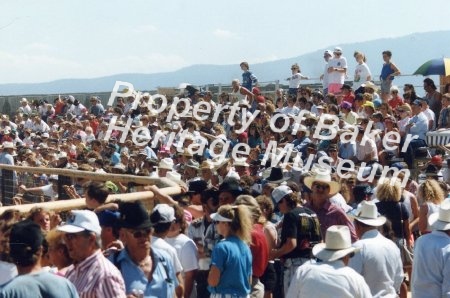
[208, 204, 253, 298]
[417, 179, 444, 235]
[376, 179, 411, 248]
[353, 51, 372, 91]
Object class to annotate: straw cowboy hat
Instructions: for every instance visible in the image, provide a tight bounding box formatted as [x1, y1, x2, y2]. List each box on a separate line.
[361, 81, 379, 91]
[352, 201, 386, 226]
[304, 168, 340, 196]
[428, 201, 450, 231]
[211, 156, 230, 170]
[2, 142, 16, 150]
[312, 225, 358, 262]
[200, 160, 214, 170]
[158, 158, 174, 170]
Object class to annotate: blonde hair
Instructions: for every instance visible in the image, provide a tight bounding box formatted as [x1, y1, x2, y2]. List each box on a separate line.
[217, 204, 252, 244]
[376, 179, 402, 202]
[235, 195, 262, 223]
[45, 229, 64, 248]
[418, 179, 444, 204]
[353, 51, 366, 62]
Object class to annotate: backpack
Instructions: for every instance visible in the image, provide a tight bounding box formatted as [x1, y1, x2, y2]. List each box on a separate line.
[296, 207, 322, 255]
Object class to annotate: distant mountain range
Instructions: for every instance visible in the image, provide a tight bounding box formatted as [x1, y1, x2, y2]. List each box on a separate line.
[1, 30, 449, 96]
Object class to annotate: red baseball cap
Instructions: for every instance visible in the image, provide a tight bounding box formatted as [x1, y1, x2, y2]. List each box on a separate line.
[431, 156, 443, 166]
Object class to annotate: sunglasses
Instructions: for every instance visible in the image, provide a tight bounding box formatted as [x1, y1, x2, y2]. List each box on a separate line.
[129, 228, 152, 238]
[313, 183, 329, 190]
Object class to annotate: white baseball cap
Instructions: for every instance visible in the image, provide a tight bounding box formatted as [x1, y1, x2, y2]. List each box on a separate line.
[57, 210, 101, 235]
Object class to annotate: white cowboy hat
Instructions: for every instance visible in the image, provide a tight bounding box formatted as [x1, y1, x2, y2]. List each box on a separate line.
[352, 201, 386, 226]
[2, 142, 15, 149]
[312, 225, 358, 262]
[304, 168, 340, 195]
[428, 201, 450, 231]
[233, 157, 249, 167]
[166, 171, 182, 182]
[158, 158, 174, 170]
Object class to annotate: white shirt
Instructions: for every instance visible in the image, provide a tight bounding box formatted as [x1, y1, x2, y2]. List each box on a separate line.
[165, 234, 199, 272]
[0, 261, 17, 286]
[286, 260, 371, 298]
[412, 230, 450, 298]
[151, 236, 183, 273]
[356, 137, 378, 162]
[353, 63, 372, 90]
[323, 62, 330, 89]
[166, 233, 199, 298]
[423, 107, 436, 130]
[288, 73, 307, 89]
[327, 57, 348, 85]
[348, 229, 404, 297]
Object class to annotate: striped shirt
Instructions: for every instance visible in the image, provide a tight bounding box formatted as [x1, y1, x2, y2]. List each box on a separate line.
[65, 250, 126, 298]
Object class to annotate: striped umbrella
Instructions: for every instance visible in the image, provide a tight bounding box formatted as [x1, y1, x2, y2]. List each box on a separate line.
[413, 58, 450, 76]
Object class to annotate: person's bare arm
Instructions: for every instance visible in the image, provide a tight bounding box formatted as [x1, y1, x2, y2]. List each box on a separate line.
[145, 185, 178, 205]
[390, 63, 401, 77]
[208, 265, 221, 287]
[19, 185, 44, 195]
[184, 269, 197, 298]
[418, 204, 429, 234]
[175, 272, 184, 298]
[270, 237, 296, 259]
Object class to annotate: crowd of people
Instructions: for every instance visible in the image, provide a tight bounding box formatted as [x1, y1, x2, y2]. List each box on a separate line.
[0, 48, 449, 297]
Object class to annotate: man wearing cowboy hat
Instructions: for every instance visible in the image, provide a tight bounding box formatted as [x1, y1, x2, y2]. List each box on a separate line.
[348, 201, 404, 297]
[111, 201, 177, 297]
[158, 157, 174, 178]
[304, 168, 358, 242]
[184, 159, 200, 182]
[412, 201, 450, 298]
[286, 225, 371, 297]
[212, 157, 240, 184]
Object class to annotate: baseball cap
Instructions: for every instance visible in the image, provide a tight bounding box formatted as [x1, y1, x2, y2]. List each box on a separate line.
[334, 47, 343, 53]
[150, 204, 176, 224]
[324, 50, 333, 57]
[411, 99, 422, 106]
[98, 210, 120, 227]
[272, 185, 293, 203]
[57, 210, 102, 235]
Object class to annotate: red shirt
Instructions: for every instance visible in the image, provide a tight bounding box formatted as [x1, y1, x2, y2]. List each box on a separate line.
[389, 96, 403, 110]
[342, 93, 355, 105]
[250, 223, 269, 277]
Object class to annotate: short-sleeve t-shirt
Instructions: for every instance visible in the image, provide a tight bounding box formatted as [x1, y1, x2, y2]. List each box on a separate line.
[280, 206, 319, 259]
[353, 63, 372, 90]
[208, 235, 252, 296]
[327, 57, 348, 85]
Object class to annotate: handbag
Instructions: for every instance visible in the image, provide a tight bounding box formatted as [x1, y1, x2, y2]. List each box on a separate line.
[397, 202, 413, 267]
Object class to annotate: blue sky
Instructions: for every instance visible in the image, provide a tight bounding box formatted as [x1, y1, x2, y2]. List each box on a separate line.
[1, 0, 450, 83]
